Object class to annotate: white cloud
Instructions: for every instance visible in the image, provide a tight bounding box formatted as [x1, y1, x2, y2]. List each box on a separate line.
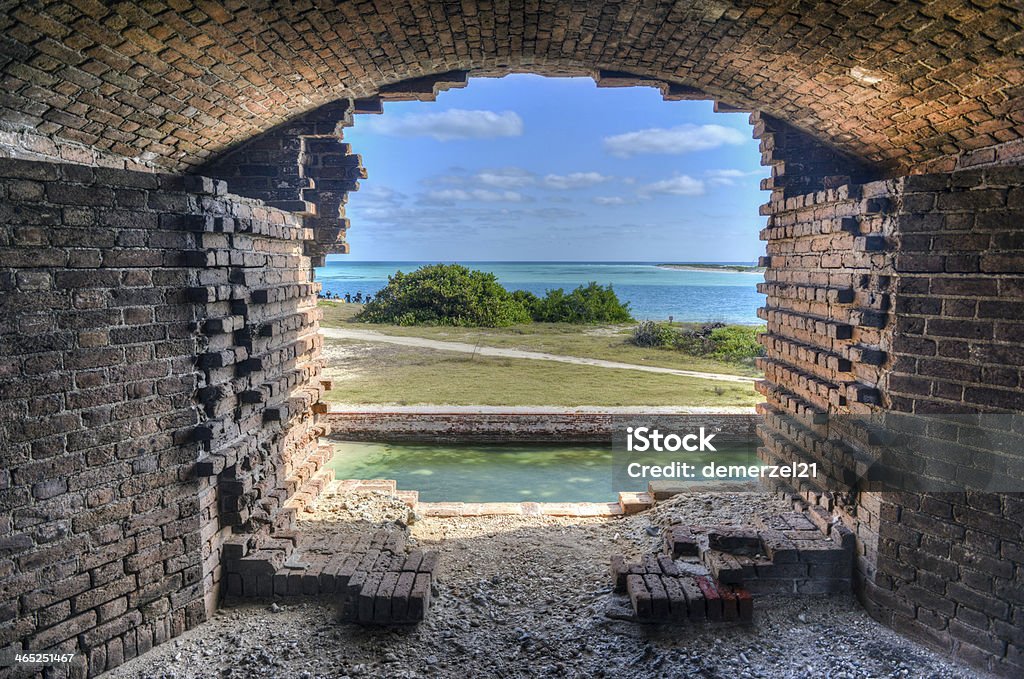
[542, 172, 613, 190]
[639, 175, 706, 196]
[421, 188, 530, 205]
[477, 167, 536, 189]
[603, 124, 747, 157]
[593, 196, 627, 206]
[363, 109, 524, 141]
[705, 168, 762, 186]
[355, 184, 406, 205]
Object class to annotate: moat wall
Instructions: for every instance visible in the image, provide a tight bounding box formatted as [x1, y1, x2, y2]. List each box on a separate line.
[325, 411, 760, 443]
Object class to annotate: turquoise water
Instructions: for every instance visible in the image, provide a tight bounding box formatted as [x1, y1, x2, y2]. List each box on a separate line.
[327, 440, 760, 503]
[315, 260, 764, 324]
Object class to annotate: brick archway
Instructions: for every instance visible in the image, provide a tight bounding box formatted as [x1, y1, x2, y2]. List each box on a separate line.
[1, 3, 1023, 677]
[1, 2, 1021, 174]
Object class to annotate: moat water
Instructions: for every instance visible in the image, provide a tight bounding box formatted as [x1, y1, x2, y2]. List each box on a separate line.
[327, 440, 760, 503]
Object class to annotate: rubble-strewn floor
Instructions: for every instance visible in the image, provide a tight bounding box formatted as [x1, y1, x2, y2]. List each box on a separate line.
[107, 492, 990, 679]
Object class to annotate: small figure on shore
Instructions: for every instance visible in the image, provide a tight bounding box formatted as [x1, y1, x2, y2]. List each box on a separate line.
[354, 292, 363, 303]
[345, 293, 352, 303]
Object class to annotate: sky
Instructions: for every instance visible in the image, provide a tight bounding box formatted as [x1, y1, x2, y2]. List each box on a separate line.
[332, 74, 766, 262]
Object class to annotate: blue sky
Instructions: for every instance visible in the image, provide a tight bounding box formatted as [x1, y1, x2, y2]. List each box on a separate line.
[333, 75, 766, 262]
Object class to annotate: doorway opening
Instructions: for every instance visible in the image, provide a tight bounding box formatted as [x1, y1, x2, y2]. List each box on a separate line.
[314, 73, 768, 508]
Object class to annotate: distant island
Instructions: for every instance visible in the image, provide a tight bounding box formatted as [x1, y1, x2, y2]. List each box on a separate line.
[657, 263, 765, 274]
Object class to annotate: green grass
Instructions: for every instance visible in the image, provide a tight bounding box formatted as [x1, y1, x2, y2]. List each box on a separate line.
[321, 341, 760, 407]
[318, 301, 761, 377]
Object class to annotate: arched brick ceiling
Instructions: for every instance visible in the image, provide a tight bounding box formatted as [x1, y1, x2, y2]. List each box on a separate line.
[1, 1, 1021, 172]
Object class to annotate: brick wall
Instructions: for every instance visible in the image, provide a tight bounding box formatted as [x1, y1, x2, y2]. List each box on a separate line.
[869, 167, 1024, 676]
[199, 100, 364, 264]
[1, 3, 1022, 173]
[755, 162, 1024, 677]
[0, 157, 329, 676]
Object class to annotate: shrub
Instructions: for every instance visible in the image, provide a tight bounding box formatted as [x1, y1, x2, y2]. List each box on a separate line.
[355, 264, 532, 327]
[510, 289, 542, 318]
[707, 325, 764, 363]
[631, 320, 677, 347]
[629, 320, 765, 364]
[527, 282, 633, 323]
[671, 322, 725, 355]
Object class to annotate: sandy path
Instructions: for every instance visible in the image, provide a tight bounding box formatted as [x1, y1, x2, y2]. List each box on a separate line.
[324, 404, 758, 413]
[321, 327, 757, 384]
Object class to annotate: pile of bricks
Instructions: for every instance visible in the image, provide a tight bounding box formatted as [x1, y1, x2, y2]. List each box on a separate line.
[611, 507, 853, 623]
[665, 512, 852, 596]
[222, 528, 437, 625]
[611, 554, 753, 623]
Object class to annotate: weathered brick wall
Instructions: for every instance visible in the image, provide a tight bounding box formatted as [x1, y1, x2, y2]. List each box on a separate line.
[199, 101, 362, 263]
[756, 164, 1024, 676]
[888, 167, 1024, 414]
[868, 167, 1024, 675]
[754, 172, 897, 587]
[1, 2, 1023, 675]
[1, 3, 1022, 173]
[0, 157, 329, 676]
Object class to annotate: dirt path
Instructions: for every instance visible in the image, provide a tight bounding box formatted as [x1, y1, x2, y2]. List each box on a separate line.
[324, 404, 758, 414]
[321, 327, 757, 384]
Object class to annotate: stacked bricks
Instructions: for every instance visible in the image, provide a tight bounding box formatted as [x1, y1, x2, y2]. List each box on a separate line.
[611, 554, 753, 624]
[201, 101, 363, 265]
[223, 529, 438, 625]
[664, 512, 853, 596]
[611, 508, 855, 625]
[0, 157, 332, 675]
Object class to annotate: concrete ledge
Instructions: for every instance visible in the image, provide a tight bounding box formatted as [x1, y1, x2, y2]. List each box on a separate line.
[326, 409, 762, 443]
[418, 501, 624, 517]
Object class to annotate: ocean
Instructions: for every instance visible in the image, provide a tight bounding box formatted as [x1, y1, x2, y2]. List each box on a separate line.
[314, 261, 764, 324]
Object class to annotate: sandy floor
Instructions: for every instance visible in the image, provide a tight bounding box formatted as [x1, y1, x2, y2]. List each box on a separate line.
[106, 491, 990, 679]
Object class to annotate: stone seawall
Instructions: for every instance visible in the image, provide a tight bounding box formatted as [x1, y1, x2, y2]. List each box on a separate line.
[325, 411, 762, 443]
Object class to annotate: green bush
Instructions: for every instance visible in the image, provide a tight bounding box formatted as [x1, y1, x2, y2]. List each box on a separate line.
[629, 321, 765, 364]
[631, 320, 677, 347]
[527, 282, 633, 324]
[708, 325, 764, 363]
[510, 289, 542, 318]
[355, 264, 532, 327]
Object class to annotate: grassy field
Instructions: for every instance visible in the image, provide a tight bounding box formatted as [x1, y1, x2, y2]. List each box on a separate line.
[318, 301, 761, 378]
[320, 340, 760, 407]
